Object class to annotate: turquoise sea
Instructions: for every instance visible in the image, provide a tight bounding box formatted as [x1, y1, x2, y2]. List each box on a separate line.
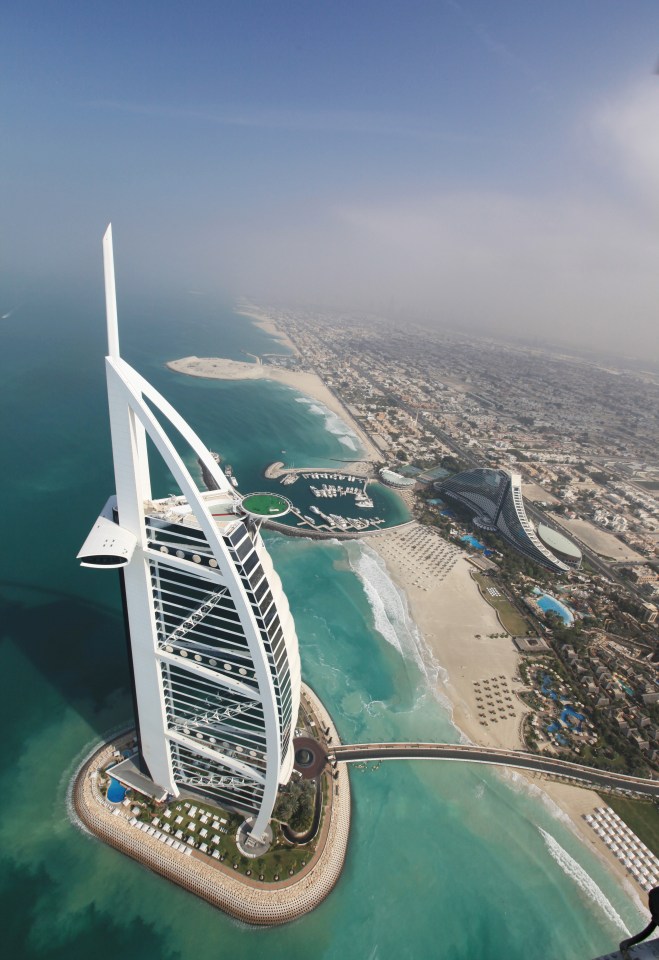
[0, 279, 645, 959]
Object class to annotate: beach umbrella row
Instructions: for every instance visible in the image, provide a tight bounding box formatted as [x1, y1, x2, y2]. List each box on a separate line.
[584, 806, 659, 890]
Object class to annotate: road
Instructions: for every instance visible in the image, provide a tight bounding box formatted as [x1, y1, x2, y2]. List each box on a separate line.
[331, 742, 659, 797]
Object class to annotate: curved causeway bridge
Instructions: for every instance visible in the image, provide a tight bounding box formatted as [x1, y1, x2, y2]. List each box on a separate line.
[330, 743, 659, 798]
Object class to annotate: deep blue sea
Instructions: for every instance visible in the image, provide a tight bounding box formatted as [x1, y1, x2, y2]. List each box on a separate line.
[0, 279, 644, 959]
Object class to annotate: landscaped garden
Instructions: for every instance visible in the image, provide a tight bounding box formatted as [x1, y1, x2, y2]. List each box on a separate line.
[100, 769, 324, 883]
[472, 572, 535, 636]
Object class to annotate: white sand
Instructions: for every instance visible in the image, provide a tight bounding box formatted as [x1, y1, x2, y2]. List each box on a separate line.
[166, 356, 380, 461]
[523, 482, 560, 505]
[367, 522, 642, 900]
[235, 307, 300, 356]
[368, 522, 529, 752]
[532, 779, 646, 905]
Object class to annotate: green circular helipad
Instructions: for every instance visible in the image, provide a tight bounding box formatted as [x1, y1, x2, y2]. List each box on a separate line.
[240, 492, 291, 519]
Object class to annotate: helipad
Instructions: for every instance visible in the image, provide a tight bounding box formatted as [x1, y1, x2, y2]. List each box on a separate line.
[240, 492, 291, 519]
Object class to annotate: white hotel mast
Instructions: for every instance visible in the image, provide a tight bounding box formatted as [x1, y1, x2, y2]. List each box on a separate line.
[78, 226, 301, 841]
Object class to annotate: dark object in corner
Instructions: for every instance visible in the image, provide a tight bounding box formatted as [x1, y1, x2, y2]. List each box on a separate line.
[620, 887, 659, 958]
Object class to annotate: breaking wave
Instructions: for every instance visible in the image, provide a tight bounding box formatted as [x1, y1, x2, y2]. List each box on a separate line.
[539, 828, 630, 935]
[295, 396, 360, 452]
[347, 542, 447, 697]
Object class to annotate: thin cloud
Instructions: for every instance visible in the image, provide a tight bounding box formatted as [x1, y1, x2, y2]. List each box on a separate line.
[594, 78, 659, 208]
[202, 83, 659, 359]
[443, 0, 554, 103]
[84, 98, 483, 142]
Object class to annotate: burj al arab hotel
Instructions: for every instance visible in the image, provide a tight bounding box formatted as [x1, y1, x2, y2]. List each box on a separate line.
[77, 227, 301, 844]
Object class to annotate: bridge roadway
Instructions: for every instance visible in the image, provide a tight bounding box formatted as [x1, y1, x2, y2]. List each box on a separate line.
[330, 743, 659, 798]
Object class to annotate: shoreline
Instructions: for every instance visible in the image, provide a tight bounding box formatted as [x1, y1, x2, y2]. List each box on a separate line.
[166, 356, 380, 463]
[235, 305, 300, 356]
[172, 325, 642, 913]
[365, 522, 647, 912]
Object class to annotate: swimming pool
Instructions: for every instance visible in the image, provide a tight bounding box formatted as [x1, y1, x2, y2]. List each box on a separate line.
[107, 777, 127, 803]
[533, 589, 574, 626]
[461, 534, 485, 550]
[561, 705, 585, 731]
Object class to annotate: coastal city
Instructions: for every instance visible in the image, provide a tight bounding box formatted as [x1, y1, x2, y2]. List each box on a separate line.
[151, 295, 659, 939]
[237, 302, 659, 785]
[10, 5, 659, 960]
[131, 338, 655, 939]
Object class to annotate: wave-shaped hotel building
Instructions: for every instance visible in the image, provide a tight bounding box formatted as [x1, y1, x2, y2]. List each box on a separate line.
[77, 227, 301, 846]
[437, 468, 581, 574]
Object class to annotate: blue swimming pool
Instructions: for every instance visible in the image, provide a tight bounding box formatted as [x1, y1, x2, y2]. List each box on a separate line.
[461, 534, 485, 550]
[533, 589, 574, 626]
[561, 705, 585, 731]
[107, 777, 127, 803]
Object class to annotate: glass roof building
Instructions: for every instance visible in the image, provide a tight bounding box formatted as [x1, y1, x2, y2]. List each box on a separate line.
[77, 227, 301, 844]
[437, 468, 572, 574]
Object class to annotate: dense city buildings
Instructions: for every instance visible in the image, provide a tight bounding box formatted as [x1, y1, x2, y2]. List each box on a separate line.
[77, 230, 301, 844]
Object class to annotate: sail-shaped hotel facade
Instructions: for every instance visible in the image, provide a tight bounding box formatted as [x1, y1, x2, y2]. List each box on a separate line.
[77, 227, 301, 843]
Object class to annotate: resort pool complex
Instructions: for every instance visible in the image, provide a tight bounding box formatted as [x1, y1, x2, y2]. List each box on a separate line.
[533, 589, 574, 626]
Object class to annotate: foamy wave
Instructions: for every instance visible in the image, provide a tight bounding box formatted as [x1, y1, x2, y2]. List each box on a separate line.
[347, 543, 445, 696]
[539, 827, 630, 935]
[294, 396, 360, 452]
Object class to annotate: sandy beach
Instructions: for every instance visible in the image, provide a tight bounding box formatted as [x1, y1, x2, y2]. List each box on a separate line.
[532, 779, 645, 904]
[367, 521, 644, 905]
[166, 356, 380, 462]
[368, 523, 529, 752]
[235, 305, 300, 356]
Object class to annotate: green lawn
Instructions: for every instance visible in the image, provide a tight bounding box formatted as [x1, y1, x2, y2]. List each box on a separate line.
[606, 796, 659, 858]
[240, 492, 290, 517]
[122, 786, 321, 883]
[473, 573, 534, 636]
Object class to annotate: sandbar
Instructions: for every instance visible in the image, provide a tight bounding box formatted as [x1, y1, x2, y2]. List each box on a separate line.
[235, 305, 300, 355]
[166, 356, 380, 461]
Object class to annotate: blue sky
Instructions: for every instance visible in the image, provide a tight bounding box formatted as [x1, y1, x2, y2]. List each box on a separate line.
[3, 1, 659, 356]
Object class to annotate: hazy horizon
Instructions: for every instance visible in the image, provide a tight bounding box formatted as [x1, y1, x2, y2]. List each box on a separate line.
[3, 1, 659, 361]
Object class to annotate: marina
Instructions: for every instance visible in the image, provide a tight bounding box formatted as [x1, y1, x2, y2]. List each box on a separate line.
[280, 470, 383, 532]
[289, 503, 385, 533]
[197, 456, 399, 535]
